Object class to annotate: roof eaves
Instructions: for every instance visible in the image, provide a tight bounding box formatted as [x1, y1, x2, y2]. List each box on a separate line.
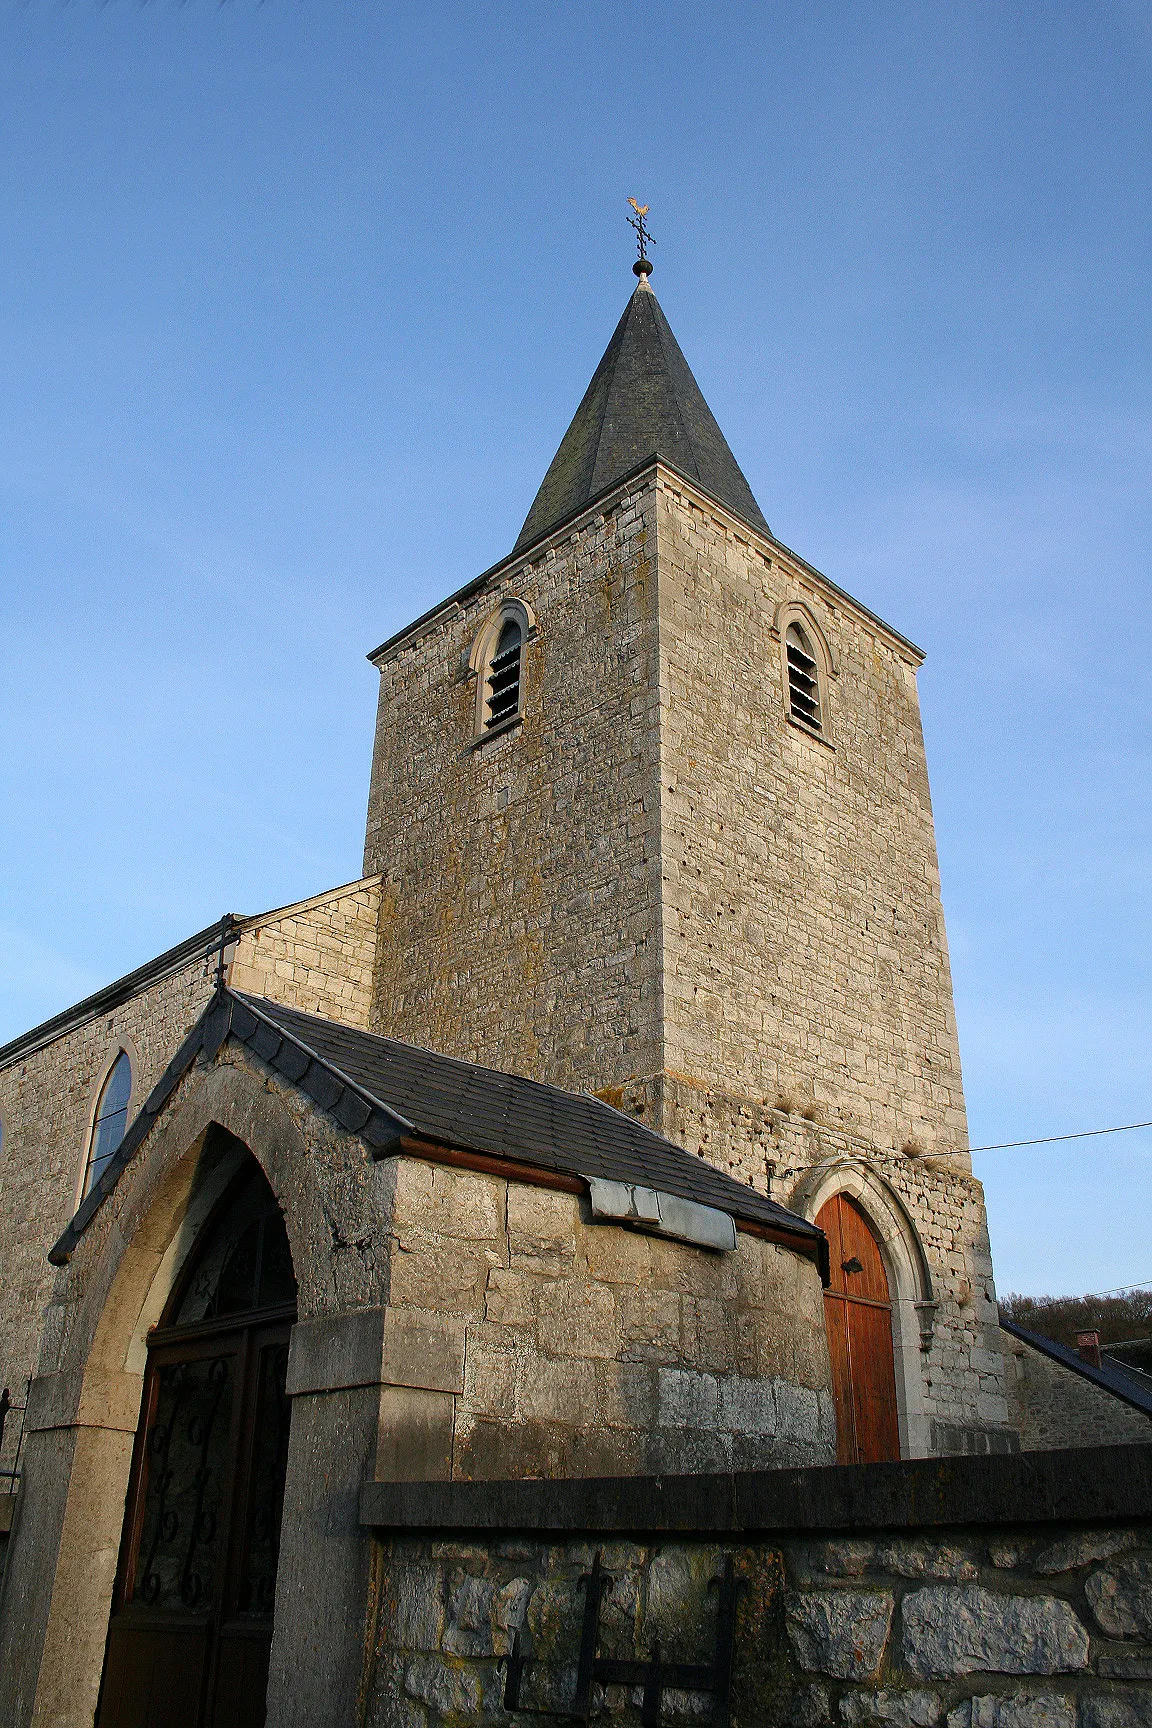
[0, 916, 249, 1073]
[367, 459, 924, 671]
[1002, 1319, 1152, 1418]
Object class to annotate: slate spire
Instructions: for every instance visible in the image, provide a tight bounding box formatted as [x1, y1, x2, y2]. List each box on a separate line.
[514, 268, 770, 553]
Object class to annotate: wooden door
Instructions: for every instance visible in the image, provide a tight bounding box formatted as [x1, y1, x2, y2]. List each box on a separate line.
[816, 1193, 901, 1465]
[97, 1157, 296, 1728]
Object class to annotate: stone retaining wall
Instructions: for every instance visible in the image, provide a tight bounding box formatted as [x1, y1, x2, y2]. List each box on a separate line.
[358, 1445, 1152, 1728]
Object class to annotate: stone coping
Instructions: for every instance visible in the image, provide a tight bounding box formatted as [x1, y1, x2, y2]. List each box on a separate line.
[360, 1443, 1152, 1537]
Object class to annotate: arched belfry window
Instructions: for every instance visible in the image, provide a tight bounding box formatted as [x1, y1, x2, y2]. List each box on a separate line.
[468, 598, 536, 741]
[486, 617, 523, 730]
[775, 600, 835, 743]
[786, 622, 822, 731]
[84, 1050, 132, 1196]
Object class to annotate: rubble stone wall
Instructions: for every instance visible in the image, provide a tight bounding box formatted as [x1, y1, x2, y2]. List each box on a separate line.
[359, 1448, 1152, 1728]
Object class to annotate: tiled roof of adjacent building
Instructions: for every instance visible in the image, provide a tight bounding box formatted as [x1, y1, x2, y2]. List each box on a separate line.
[513, 275, 770, 554]
[1002, 1319, 1152, 1419]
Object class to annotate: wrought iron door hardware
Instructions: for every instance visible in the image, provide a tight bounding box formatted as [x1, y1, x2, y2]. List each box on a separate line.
[502, 1550, 742, 1726]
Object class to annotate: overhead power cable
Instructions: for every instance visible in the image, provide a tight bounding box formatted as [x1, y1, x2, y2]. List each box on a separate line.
[969, 1118, 1152, 1153]
[1081, 1277, 1152, 1299]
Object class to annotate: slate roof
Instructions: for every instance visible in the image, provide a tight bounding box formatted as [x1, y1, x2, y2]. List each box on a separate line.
[514, 277, 770, 554]
[1002, 1319, 1152, 1419]
[232, 994, 822, 1253]
[50, 988, 825, 1270]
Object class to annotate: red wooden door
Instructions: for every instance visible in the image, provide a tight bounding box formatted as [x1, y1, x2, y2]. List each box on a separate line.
[816, 1194, 901, 1465]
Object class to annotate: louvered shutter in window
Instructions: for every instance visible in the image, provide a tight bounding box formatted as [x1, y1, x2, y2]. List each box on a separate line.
[786, 623, 821, 731]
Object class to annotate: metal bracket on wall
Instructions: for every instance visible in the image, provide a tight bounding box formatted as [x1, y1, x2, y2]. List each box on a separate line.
[502, 1550, 742, 1727]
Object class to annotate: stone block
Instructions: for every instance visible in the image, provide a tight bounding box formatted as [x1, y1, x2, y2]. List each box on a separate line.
[443, 1570, 496, 1655]
[840, 1689, 942, 1726]
[657, 1368, 720, 1430]
[901, 1587, 1090, 1677]
[1033, 1531, 1139, 1576]
[945, 1696, 1076, 1728]
[376, 1386, 454, 1481]
[785, 1590, 894, 1679]
[536, 1280, 621, 1360]
[381, 1307, 467, 1395]
[403, 1654, 483, 1715]
[718, 1374, 777, 1437]
[381, 1563, 445, 1651]
[872, 1541, 978, 1581]
[387, 1241, 491, 1313]
[484, 1267, 540, 1329]
[1085, 1555, 1152, 1639]
[1080, 1696, 1152, 1728]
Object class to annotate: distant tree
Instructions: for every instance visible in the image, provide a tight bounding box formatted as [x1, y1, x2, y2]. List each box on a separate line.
[1000, 1289, 1152, 1374]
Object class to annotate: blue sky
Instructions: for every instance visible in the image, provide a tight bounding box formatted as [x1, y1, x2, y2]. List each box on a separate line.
[1, 2, 1149, 1297]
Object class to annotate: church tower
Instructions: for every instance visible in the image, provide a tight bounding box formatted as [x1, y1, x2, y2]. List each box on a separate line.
[363, 257, 1013, 1458]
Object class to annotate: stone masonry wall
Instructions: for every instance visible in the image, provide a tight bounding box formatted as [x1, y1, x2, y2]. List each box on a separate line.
[377, 1155, 835, 1480]
[357, 466, 1007, 1453]
[364, 1514, 1152, 1728]
[0, 955, 216, 1478]
[649, 476, 1007, 1452]
[362, 479, 664, 1093]
[653, 474, 966, 1158]
[1002, 1333, 1152, 1453]
[230, 876, 381, 1028]
[0, 878, 381, 1480]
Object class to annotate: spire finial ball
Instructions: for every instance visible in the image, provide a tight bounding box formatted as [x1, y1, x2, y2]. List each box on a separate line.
[633, 257, 653, 279]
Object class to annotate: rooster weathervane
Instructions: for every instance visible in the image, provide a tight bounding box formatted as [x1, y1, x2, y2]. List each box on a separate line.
[627, 199, 654, 277]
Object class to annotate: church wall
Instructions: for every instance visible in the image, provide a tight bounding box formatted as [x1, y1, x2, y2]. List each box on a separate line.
[647, 477, 1010, 1454]
[362, 478, 664, 1094]
[377, 1155, 835, 1481]
[229, 875, 381, 1028]
[0, 953, 216, 1482]
[653, 475, 965, 1155]
[0, 879, 382, 1486]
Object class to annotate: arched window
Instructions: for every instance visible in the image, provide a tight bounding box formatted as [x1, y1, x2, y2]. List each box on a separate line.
[84, 1050, 132, 1196]
[485, 616, 523, 730]
[786, 621, 822, 733]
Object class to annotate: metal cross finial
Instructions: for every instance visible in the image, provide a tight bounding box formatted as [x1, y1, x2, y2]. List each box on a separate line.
[627, 198, 654, 264]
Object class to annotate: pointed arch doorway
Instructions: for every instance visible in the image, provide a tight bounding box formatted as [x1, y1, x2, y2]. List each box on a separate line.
[96, 1157, 297, 1728]
[816, 1193, 901, 1465]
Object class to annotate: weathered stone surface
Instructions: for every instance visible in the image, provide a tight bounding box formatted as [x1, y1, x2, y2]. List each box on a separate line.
[805, 1541, 875, 1578]
[785, 1590, 894, 1679]
[383, 1564, 445, 1651]
[1080, 1692, 1152, 1728]
[840, 1687, 942, 1725]
[987, 1544, 1026, 1570]
[873, 1541, 978, 1581]
[491, 1576, 531, 1655]
[1085, 1555, 1152, 1639]
[791, 1684, 833, 1726]
[442, 1570, 495, 1655]
[1098, 1659, 1152, 1680]
[902, 1587, 1090, 1677]
[403, 1653, 483, 1714]
[1033, 1531, 1139, 1576]
[945, 1694, 1076, 1728]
